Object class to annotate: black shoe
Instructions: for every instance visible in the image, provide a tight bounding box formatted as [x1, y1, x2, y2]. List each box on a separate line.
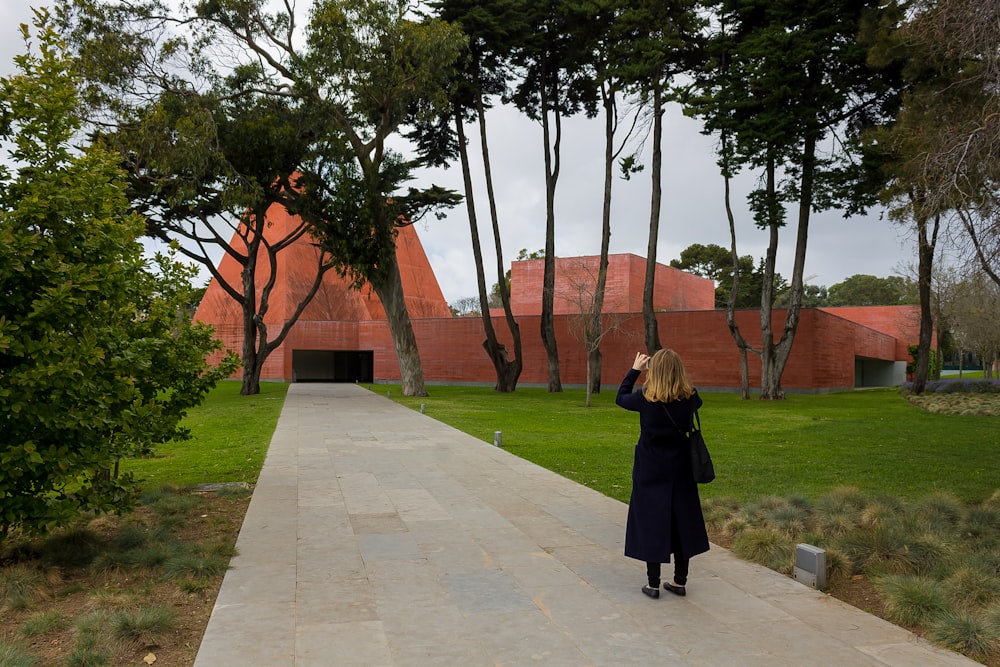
[663, 582, 686, 597]
[642, 584, 660, 599]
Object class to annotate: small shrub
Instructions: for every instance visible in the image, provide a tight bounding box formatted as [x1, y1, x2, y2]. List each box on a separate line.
[835, 525, 919, 577]
[142, 490, 200, 518]
[21, 610, 70, 637]
[702, 497, 740, 533]
[927, 610, 1000, 661]
[138, 485, 184, 506]
[110, 606, 176, 644]
[74, 610, 114, 637]
[858, 497, 906, 529]
[915, 379, 1000, 394]
[162, 553, 230, 580]
[813, 487, 868, 529]
[812, 512, 857, 538]
[915, 493, 964, 533]
[904, 533, 958, 578]
[944, 567, 1000, 610]
[178, 577, 212, 594]
[0, 642, 39, 667]
[720, 514, 749, 537]
[109, 525, 149, 552]
[70, 611, 116, 666]
[877, 574, 950, 627]
[960, 506, 1000, 546]
[984, 603, 1000, 636]
[732, 528, 794, 573]
[63, 646, 113, 667]
[762, 502, 809, 537]
[1, 565, 46, 610]
[737, 496, 790, 528]
[38, 528, 104, 569]
[196, 538, 238, 561]
[823, 547, 854, 581]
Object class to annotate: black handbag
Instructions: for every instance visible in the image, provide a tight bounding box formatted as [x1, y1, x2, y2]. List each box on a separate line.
[663, 404, 715, 484]
[687, 410, 715, 484]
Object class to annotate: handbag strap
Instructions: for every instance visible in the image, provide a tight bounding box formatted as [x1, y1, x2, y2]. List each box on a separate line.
[661, 402, 700, 434]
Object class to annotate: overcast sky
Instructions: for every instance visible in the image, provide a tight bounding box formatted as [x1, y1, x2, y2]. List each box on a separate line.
[3, 1, 917, 305]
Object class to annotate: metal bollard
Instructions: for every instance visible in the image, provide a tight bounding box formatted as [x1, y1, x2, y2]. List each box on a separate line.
[420, 403, 426, 414]
[494, 431, 502, 447]
[386, 390, 391, 398]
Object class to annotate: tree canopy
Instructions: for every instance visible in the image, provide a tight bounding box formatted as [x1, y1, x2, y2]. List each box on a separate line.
[0, 13, 237, 538]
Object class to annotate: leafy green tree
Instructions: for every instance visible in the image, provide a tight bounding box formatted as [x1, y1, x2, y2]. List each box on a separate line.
[0, 14, 237, 538]
[61, 0, 340, 396]
[428, 0, 527, 392]
[671, 243, 788, 308]
[938, 271, 1000, 379]
[866, 0, 1000, 391]
[826, 274, 916, 306]
[614, 0, 703, 354]
[119, 93, 337, 396]
[294, 0, 466, 397]
[686, 0, 902, 399]
[64, 0, 465, 397]
[509, 0, 600, 392]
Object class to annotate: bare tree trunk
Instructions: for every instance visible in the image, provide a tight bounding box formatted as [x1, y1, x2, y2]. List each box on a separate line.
[758, 155, 783, 399]
[722, 164, 755, 400]
[540, 79, 561, 392]
[240, 297, 261, 396]
[589, 82, 618, 395]
[912, 210, 940, 394]
[474, 97, 523, 391]
[762, 132, 816, 399]
[643, 83, 664, 354]
[455, 110, 522, 392]
[240, 219, 262, 395]
[372, 260, 427, 397]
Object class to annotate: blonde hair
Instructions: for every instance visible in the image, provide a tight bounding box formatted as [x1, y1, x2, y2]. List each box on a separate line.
[642, 349, 694, 403]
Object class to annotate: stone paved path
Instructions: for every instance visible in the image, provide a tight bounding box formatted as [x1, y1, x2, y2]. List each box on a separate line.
[194, 383, 976, 666]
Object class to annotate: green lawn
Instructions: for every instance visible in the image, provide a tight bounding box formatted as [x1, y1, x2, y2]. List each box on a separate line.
[381, 385, 998, 505]
[123, 381, 289, 489]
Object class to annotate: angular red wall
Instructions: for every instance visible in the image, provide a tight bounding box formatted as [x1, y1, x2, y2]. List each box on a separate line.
[509, 254, 715, 315]
[192, 203, 920, 391]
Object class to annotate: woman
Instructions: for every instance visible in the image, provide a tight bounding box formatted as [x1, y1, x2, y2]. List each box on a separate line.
[616, 349, 710, 599]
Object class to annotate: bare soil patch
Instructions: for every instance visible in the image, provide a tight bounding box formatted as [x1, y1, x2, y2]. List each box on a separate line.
[1, 490, 250, 667]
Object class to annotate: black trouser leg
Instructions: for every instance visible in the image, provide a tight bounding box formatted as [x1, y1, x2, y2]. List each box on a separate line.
[646, 562, 661, 588]
[670, 519, 689, 585]
[673, 556, 689, 586]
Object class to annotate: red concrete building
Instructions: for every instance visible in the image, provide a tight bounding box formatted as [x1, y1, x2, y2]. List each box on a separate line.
[193, 205, 919, 391]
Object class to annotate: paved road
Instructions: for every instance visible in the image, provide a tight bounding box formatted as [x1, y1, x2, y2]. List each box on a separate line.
[195, 383, 975, 666]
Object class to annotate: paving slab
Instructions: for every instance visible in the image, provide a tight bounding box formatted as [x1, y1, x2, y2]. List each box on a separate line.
[195, 383, 977, 666]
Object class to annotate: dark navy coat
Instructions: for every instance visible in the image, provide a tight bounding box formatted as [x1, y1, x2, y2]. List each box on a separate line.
[616, 368, 710, 564]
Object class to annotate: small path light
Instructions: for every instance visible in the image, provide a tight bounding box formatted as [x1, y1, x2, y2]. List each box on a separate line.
[793, 543, 827, 589]
[494, 431, 502, 447]
[420, 403, 426, 414]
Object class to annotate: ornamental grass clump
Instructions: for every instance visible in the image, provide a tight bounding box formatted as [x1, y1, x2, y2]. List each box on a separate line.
[0, 565, 54, 612]
[944, 567, 1000, 611]
[835, 524, 922, 577]
[927, 610, 1000, 661]
[0, 643, 38, 667]
[110, 605, 177, 645]
[915, 493, 965, 533]
[19, 610, 70, 638]
[731, 527, 794, 574]
[878, 574, 950, 627]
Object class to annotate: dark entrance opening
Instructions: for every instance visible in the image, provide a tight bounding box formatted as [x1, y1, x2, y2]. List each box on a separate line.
[292, 350, 374, 383]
